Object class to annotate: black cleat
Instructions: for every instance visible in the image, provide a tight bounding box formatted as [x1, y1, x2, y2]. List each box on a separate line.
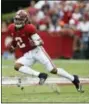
[38, 73, 48, 85]
[72, 75, 84, 93]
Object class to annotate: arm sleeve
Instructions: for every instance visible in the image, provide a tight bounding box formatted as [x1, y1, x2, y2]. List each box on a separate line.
[27, 24, 37, 35]
[27, 24, 44, 46]
[31, 33, 44, 46]
[7, 24, 17, 48]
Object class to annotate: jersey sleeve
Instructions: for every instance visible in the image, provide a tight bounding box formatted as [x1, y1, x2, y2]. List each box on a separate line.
[7, 24, 17, 48]
[26, 24, 37, 35]
[8, 25, 12, 35]
[26, 24, 43, 46]
[7, 24, 14, 36]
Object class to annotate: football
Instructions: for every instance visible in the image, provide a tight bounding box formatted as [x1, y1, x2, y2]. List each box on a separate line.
[5, 36, 13, 47]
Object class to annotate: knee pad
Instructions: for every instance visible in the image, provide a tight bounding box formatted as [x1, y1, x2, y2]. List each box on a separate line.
[14, 64, 21, 71]
[50, 68, 57, 74]
[14, 63, 23, 71]
[14, 66, 19, 71]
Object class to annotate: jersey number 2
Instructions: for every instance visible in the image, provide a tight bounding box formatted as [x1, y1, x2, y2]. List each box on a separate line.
[15, 37, 26, 48]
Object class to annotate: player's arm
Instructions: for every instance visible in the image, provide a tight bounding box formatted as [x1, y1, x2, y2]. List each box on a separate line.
[31, 33, 44, 46]
[5, 25, 17, 53]
[8, 40, 17, 53]
[5, 36, 17, 53]
[28, 24, 44, 46]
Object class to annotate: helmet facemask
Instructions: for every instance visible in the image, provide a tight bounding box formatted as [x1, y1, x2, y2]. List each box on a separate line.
[14, 10, 29, 28]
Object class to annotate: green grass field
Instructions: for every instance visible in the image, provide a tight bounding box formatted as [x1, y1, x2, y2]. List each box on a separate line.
[2, 59, 89, 103]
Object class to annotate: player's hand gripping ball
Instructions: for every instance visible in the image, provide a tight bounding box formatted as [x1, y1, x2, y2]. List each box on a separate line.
[5, 36, 13, 47]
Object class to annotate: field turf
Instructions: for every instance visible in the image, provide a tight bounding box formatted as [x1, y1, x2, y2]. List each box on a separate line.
[2, 59, 89, 103]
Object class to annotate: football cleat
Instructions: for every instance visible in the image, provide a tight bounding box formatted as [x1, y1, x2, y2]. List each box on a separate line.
[72, 75, 84, 93]
[38, 73, 48, 85]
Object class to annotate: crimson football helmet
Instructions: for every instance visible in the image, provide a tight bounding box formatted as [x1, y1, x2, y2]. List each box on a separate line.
[14, 10, 29, 28]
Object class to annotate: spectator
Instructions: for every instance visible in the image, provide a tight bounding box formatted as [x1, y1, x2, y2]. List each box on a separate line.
[62, 4, 73, 24]
[28, 0, 38, 16]
[72, 8, 82, 21]
[77, 16, 89, 59]
[27, 0, 38, 26]
[48, 19, 62, 32]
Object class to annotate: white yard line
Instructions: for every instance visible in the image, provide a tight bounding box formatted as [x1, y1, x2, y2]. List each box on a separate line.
[2, 77, 89, 86]
[53, 60, 89, 64]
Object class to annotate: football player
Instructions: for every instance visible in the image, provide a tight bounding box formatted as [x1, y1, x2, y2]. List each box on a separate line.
[6, 10, 83, 92]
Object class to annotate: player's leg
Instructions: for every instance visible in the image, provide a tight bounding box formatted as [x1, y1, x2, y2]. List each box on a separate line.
[14, 52, 48, 85]
[56, 68, 83, 92]
[35, 46, 83, 91]
[35, 46, 74, 81]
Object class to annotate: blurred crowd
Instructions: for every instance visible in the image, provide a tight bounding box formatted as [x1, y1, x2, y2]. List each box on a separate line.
[27, 0, 89, 31]
[2, 0, 89, 59]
